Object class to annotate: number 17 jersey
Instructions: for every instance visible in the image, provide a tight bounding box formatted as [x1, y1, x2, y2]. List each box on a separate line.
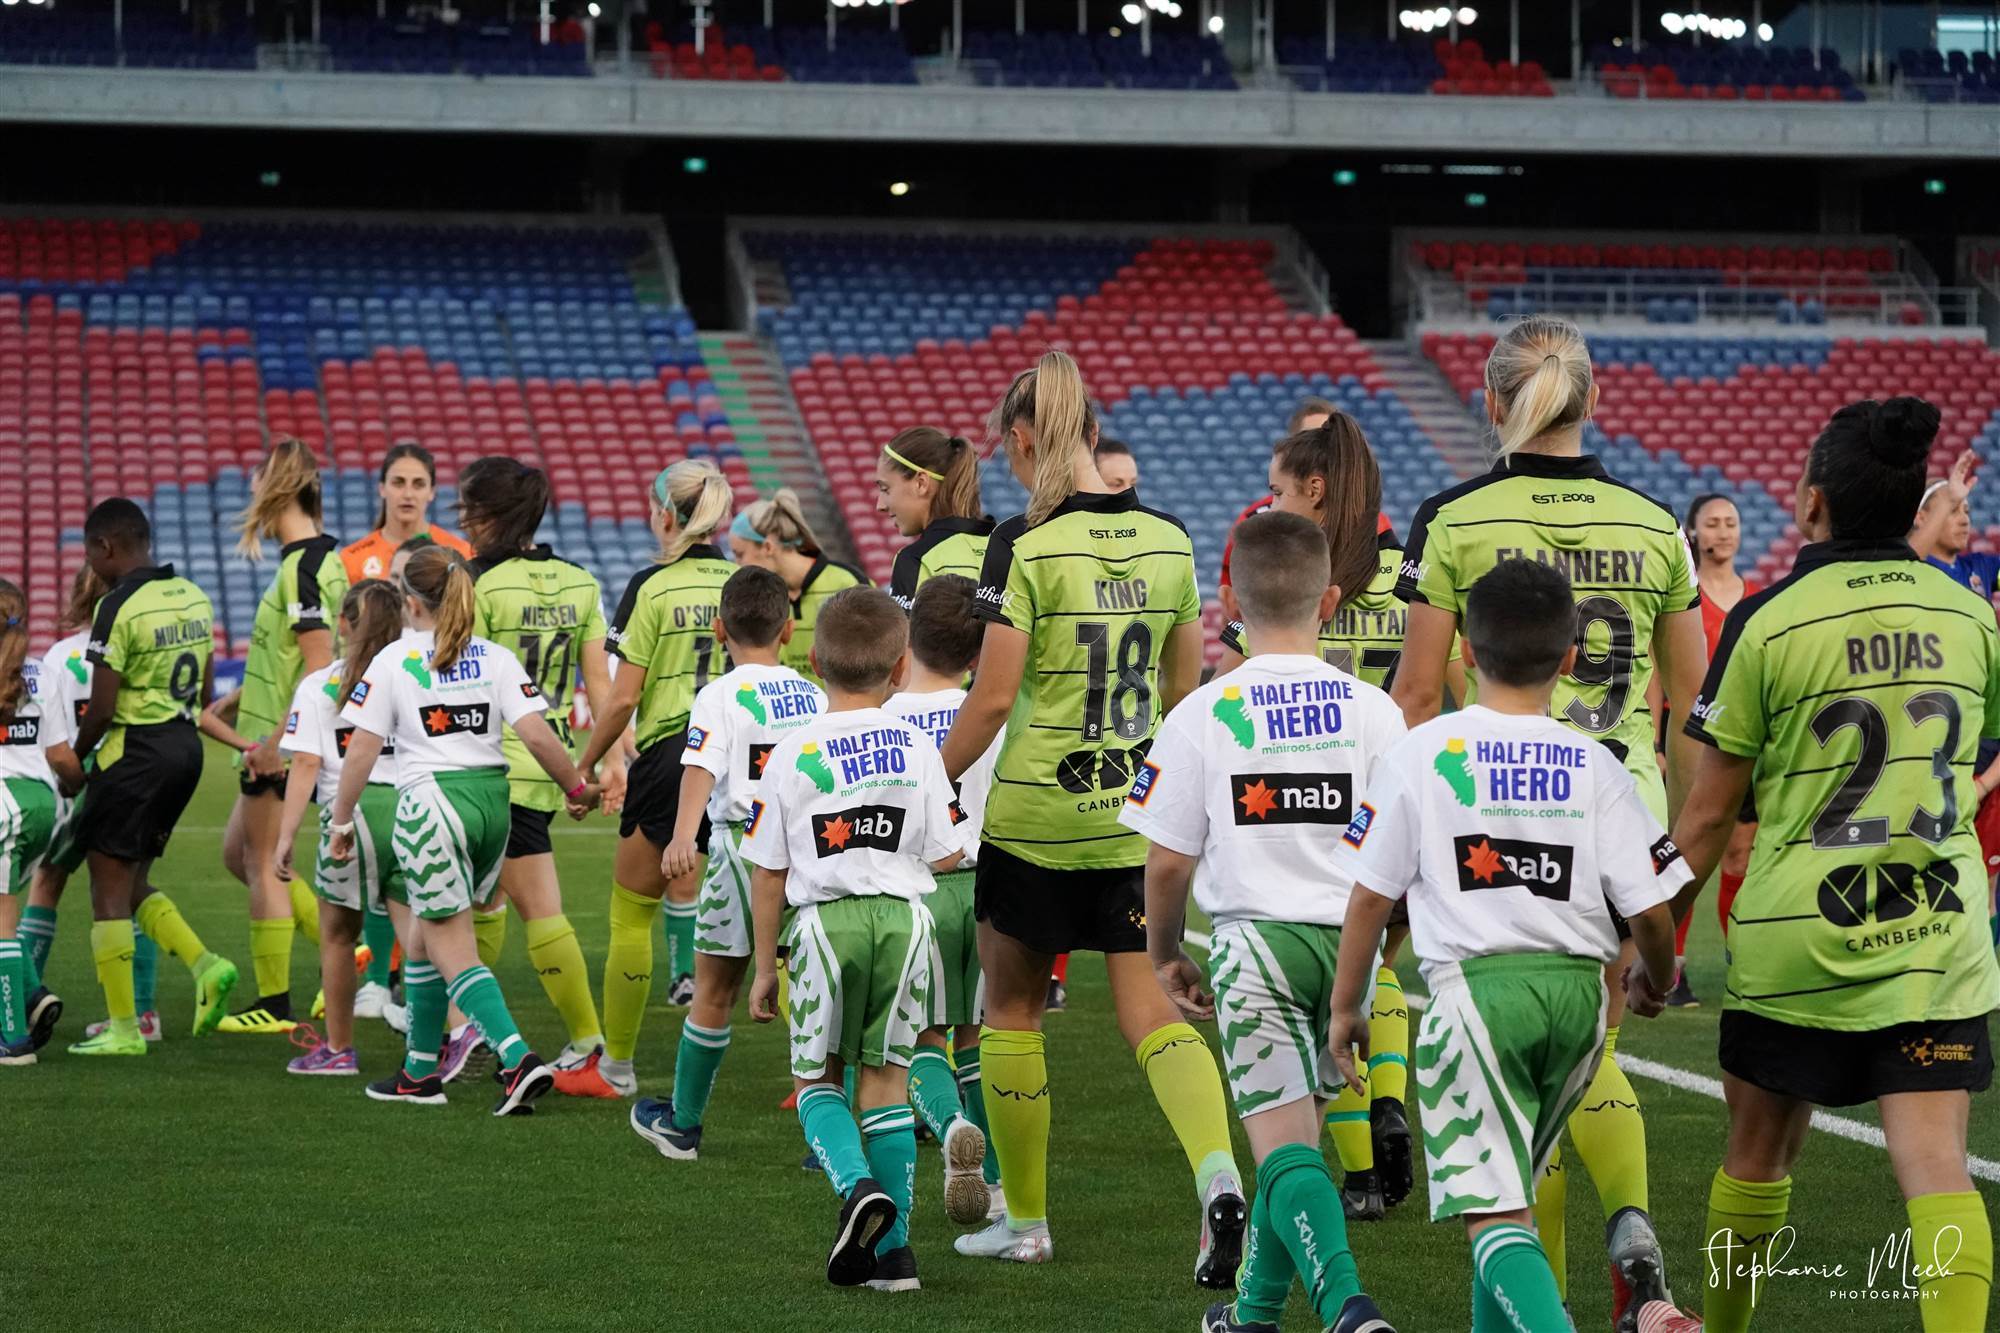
[972, 489, 1201, 871]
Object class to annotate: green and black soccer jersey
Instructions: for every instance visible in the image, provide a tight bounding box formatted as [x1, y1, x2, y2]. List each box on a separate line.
[1220, 531, 1410, 689]
[1686, 538, 2000, 1031]
[889, 516, 996, 612]
[785, 556, 870, 687]
[85, 564, 216, 769]
[1398, 453, 1697, 812]
[238, 534, 347, 747]
[608, 543, 735, 751]
[469, 545, 608, 812]
[973, 489, 1202, 870]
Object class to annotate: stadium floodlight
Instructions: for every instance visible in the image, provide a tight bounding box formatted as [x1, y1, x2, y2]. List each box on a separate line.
[586, 1, 600, 16]
[1164, 1, 1182, 17]
[1, 2, 21, 9]
[1207, 13, 1223, 32]
[1123, 3, 1142, 23]
[1660, 13, 1684, 34]
[1756, 21, 1773, 40]
[1456, 7, 1476, 25]
[889, 181, 911, 197]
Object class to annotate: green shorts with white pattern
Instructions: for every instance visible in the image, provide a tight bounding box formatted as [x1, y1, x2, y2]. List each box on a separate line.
[783, 894, 942, 1078]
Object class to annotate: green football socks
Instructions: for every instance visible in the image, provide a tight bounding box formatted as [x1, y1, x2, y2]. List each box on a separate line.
[798, 1083, 870, 1196]
[954, 1040, 1001, 1185]
[361, 906, 395, 988]
[861, 1103, 918, 1255]
[445, 964, 527, 1070]
[663, 898, 696, 983]
[670, 1020, 732, 1130]
[906, 1046, 967, 1141]
[1471, 1222, 1568, 1333]
[18, 904, 54, 975]
[401, 961, 445, 1078]
[0, 938, 27, 1041]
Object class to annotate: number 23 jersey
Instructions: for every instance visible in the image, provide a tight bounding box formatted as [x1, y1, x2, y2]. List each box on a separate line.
[1398, 453, 1697, 810]
[1688, 539, 2000, 1030]
[972, 490, 1201, 871]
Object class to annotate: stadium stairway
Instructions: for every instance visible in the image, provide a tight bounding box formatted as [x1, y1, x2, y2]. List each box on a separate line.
[1363, 339, 1488, 481]
[696, 330, 855, 557]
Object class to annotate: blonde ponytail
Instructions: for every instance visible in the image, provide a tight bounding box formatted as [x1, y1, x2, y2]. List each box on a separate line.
[402, 545, 476, 674]
[0, 580, 27, 717]
[237, 436, 324, 559]
[1483, 316, 1594, 458]
[990, 349, 1098, 527]
[653, 460, 732, 563]
[738, 488, 822, 556]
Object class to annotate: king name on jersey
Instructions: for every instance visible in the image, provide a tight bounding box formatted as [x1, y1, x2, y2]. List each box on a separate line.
[1453, 834, 1575, 900]
[1093, 576, 1149, 609]
[823, 726, 916, 785]
[1491, 545, 1648, 586]
[812, 805, 906, 857]
[1231, 771, 1351, 825]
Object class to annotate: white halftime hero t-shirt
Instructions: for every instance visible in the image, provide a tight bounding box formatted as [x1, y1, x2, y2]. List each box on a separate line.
[683, 663, 826, 826]
[1334, 705, 1691, 981]
[282, 664, 400, 803]
[341, 629, 546, 784]
[883, 687, 1001, 868]
[36, 631, 90, 754]
[743, 706, 961, 908]
[1119, 654, 1406, 928]
[0, 658, 56, 787]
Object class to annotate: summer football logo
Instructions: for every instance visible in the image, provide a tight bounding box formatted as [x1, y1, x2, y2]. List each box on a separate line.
[1212, 686, 1255, 750]
[1434, 738, 1476, 806]
[796, 742, 836, 793]
[736, 684, 767, 724]
[401, 652, 432, 688]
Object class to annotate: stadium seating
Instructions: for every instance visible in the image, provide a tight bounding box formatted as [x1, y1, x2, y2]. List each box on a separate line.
[1594, 42, 1864, 101]
[962, 29, 1234, 90]
[1895, 47, 2000, 103]
[1282, 38, 1549, 96]
[0, 1, 255, 70]
[322, 16, 590, 77]
[750, 229, 1461, 654]
[1422, 330, 2000, 582]
[0, 216, 778, 653]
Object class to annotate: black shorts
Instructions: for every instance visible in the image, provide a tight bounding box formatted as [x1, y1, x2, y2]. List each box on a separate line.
[1720, 1010, 1993, 1107]
[238, 767, 285, 799]
[620, 736, 709, 850]
[79, 722, 204, 863]
[974, 843, 1147, 955]
[507, 806, 553, 859]
[1738, 789, 1758, 824]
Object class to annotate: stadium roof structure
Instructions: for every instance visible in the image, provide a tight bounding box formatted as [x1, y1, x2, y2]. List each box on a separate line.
[1, 65, 1997, 159]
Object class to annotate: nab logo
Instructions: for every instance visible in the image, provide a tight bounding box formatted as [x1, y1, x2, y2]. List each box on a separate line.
[1453, 834, 1574, 900]
[1229, 772, 1350, 826]
[748, 742, 774, 778]
[0, 715, 39, 746]
[334, 727, 395, 758]
[422, 703, 491, 738]
[812, 805, 906, 858]
[1650, 834, 1684, 877]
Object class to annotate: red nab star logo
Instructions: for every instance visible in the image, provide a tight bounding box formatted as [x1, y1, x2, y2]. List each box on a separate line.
[1236, 779, 1278, 821]
[819, 814, 853, 851]
[1461, 838, 1504, 884]
[425, 707, 452, 735]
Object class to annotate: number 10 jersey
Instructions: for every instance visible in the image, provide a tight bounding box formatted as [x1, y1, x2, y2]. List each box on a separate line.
[470, 545, 608, 812]
[973, 489, 1202, 871]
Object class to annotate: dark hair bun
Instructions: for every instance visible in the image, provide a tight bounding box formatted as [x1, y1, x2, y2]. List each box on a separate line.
[1868, 396, 1941, 467]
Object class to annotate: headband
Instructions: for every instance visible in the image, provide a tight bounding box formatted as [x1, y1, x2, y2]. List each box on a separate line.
[1921, 479, 1952, 509]
[730, 508, 802, 550]
[652, 467, 701, 525]
[882, 443, 945, 481]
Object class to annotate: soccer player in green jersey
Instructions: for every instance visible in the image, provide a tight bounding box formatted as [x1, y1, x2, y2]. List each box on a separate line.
[67, 499, 240, 1055]
[457, 457, 622, 1081]
[1391, 317, 1708, 1324]
[1644, 398, 2000, 1333]
[730, 488, 870, 689]
[564, 461, 735, 1098]
[877, 426, 996, 613]
[217, 438, 349, 1034]
[940, 350, 1244, 1281]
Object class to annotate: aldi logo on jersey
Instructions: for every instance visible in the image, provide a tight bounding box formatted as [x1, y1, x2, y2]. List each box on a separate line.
[0, 715, 39, 746]
[422, 703, 491, 738]
[349, 679, 371, 707]
[1127, 760, 1161, 807]
[812, 805, 906, 858]
[1454, 835, 1574, 901]
[685, 726, 709, 753]
[1230, 772, 1351, 825]
[1342, 802, 1375, 848]
[748, 742, 774, 778]
[285, 711, 300, 736]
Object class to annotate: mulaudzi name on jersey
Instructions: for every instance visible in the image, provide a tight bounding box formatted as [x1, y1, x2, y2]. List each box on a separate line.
[1231, 771, 1351, 825]
[422, 703, 491, 737]
[0, 715, 39, 746]
[1844, 631, 1944, 679]
[812, 805, 907, 857]
[1453, 834, 1575, 900]
[151, 617, 213, 649]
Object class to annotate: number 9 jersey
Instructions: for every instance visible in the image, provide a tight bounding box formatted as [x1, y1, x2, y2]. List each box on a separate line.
[972, 490, 1201, 870]
[1397, 453, 1697, 819]
[1687, 540, 2000, 1031]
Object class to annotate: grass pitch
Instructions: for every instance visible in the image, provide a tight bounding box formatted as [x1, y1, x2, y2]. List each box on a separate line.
[15, 740, 1999, 1331]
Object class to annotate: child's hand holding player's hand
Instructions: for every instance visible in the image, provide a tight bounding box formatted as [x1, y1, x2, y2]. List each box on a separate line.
[1328, 1005, 1370, 1096]
[1154, 949, 1214, 1022]
[749, 969, 780, 1022]
[1622, 963, 1670, 1019]
[272, 842, 295, 884]
[662, 835, 701, 881]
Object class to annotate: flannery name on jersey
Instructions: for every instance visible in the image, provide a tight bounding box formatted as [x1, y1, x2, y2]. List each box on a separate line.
[1845, 631, 1944, 679]
[153, 616, 213, 648]
[824, 726, 916, 785]
[1491, 546, 1648, 584]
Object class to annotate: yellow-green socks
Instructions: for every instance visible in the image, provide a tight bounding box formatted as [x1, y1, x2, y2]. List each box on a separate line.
[1908, 1190, 1990, 1333]
[1702, 1169, 1790, 1333]
[524, 914, 601, 1047]
[92, 920, 138, 1031]
[603, 884, 661, 1063]
[249, 917, 293, 1006]
[981, 1026, 1051, 1225]
[1137, 1021, 1238, 1199]
[135, 893, 211, 973]
[473, 907, 507, 970]
[1535, 1146, 1569, 1297]
[1325, 1062, 1374, 1173]
[1568, 1026, 1648, 1217]
[288, 878, 320, 944]
[1368, 965, 1410, 1104]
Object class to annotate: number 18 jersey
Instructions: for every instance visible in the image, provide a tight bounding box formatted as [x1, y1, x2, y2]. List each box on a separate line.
[1398, 453, 1697, 815]
[972, 489, 1201, 871]
[1688, 539, 2000, 1031]
[470, 546, 607, 812]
